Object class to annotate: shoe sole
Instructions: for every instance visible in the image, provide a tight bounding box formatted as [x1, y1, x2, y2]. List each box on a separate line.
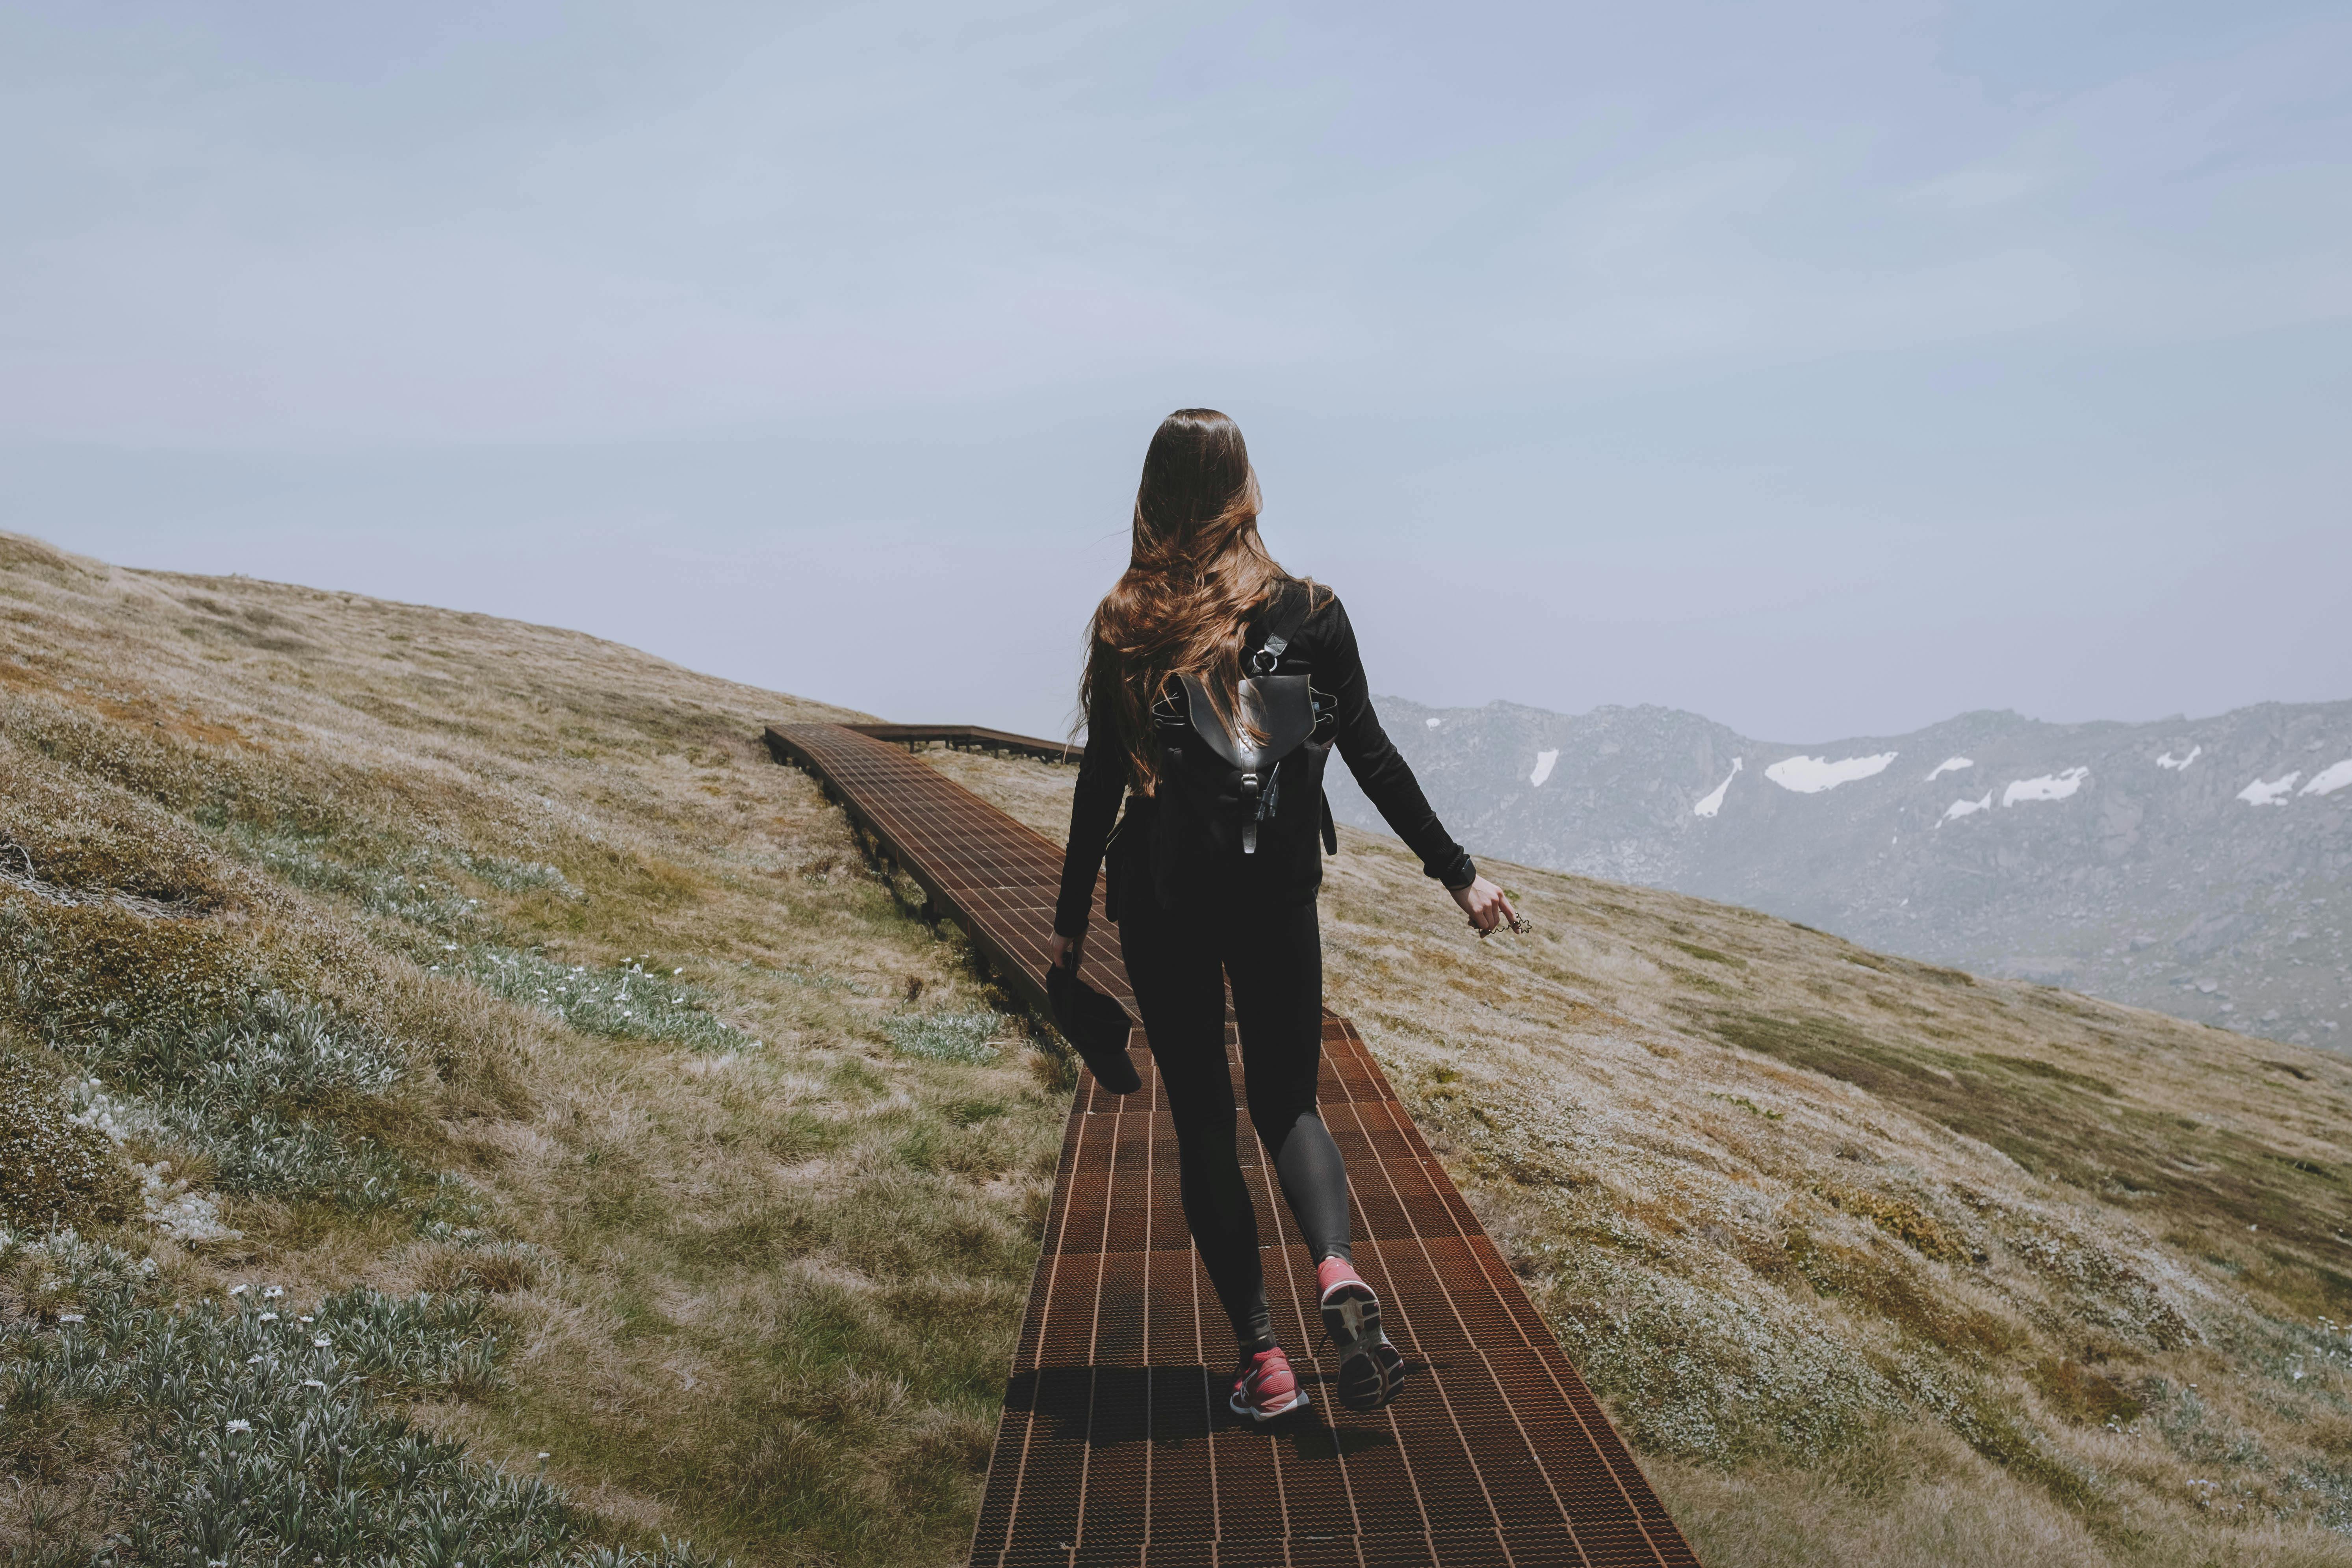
[1321, 1281, 1398, 1412]
[1229, 1385, 1310, 1422]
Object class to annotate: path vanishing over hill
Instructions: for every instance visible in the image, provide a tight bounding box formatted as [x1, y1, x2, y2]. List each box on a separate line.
[3, 529, 2351, 1567]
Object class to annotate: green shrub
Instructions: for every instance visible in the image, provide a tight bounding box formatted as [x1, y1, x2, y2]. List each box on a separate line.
[67, 990, 412, 1211]
[464, 948, 740, 1050]
[0, 1230, 727, 1568]
[0, 894, 414, 1212]
[884, 1010, 1004, 1064]
[0, 1051, 134, 1228]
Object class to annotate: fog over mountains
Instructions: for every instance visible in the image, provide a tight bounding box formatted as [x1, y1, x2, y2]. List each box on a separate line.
[1326, 696, 2352, 1050]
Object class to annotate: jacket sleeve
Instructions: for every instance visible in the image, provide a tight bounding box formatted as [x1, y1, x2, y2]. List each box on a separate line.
[1053, 688, 1130, 938]
[1322, 598, 1476, 888]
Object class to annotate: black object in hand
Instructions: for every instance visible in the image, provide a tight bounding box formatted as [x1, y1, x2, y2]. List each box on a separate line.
[1046, 956, 1142, 1095]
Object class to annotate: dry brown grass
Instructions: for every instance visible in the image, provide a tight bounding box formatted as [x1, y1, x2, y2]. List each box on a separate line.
[11, 516, 2351, 1564]
[0, 533, 1071, 1565]
[922, 743, 2352, 1565]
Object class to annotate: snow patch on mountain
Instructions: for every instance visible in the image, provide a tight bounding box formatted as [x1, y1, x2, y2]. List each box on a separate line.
[2302, 760, 2352, 798]
[2004, 768, 2089, 806]
[1942, 791, 1994, 823]
[1530, 749, 1559, 787]
[1321, 692, 2352, 1051]
[1425, 716, 1442, 729]
[2240, 772, 2302, 807]
[1927, 757, 1974, 781]
[1694, 759, 1742, 818]
[1765, 753, 1897, 794]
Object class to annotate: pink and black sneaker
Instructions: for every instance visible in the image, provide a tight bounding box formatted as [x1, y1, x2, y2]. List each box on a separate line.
[1318, 1256, 1403, 1412]
[1230, 1344, 1309, 1422]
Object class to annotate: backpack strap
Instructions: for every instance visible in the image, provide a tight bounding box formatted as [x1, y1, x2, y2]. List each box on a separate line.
[1247, 583, 1316, 677]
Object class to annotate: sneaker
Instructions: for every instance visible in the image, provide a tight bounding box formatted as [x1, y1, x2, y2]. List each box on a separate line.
[1318, 1256, 1402, 1412]
[1229, 1345, 1309, 1422]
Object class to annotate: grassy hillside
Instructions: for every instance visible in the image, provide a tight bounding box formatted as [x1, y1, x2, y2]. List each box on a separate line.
[925, 748, 2352, 1568]
[0, 534, 1075, 1566]
[6, 528, 2351, 1568]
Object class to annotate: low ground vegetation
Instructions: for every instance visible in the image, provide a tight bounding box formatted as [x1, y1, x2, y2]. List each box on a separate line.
[927, 743, 2352, 1567]
[0, 1227, 722, 1566]
[0, 534, 1066, 1565]
[8, 525, 2350, 1566]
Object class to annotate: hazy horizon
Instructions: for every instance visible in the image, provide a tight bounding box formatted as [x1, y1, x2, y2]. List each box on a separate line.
[5, 2, 2347, 739]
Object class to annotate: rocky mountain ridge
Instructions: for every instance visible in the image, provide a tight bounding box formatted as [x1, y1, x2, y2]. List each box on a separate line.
[1325, 696, 2352, 1048]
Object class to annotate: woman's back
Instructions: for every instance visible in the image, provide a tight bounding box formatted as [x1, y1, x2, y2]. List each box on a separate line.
[1048, 408, 1519, 1424]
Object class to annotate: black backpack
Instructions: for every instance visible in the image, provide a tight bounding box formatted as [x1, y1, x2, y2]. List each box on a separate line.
[1137, 586, 1338, 908]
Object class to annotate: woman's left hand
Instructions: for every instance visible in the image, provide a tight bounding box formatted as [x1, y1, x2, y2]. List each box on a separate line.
[1451, 876, 1520, 936]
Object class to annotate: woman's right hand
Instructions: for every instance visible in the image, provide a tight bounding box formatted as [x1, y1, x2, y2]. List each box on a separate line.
[1451, 876, 1521, 936]
[1049, 932, 1084, 972]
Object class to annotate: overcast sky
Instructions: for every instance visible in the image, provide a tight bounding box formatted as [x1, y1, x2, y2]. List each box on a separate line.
[4, 0, 2347, 741]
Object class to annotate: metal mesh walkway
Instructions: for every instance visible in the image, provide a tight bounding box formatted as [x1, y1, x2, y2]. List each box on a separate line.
[764, 724, 1699, 1568]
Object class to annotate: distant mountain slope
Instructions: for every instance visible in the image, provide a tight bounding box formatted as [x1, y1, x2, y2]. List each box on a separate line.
[1326, 698, 2352, 1048]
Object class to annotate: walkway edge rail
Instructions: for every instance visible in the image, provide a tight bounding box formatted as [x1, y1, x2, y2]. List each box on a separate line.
[845, 722, 1083, 764]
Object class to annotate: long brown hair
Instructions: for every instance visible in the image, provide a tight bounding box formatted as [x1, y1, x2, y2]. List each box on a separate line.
[1082, 408, 1316, 791]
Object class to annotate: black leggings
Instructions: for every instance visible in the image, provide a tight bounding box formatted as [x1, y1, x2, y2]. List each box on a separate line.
[1118, 883, 1351, 1356]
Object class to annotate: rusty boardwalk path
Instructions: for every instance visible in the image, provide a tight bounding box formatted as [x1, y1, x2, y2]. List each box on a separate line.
[764, 724, 1699, 1568]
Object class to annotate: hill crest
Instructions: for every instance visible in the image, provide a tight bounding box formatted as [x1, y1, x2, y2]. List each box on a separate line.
[6, 531, 2352, 1566]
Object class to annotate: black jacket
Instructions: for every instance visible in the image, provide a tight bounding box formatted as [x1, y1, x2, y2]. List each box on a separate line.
[1053, 587, 1474, 939]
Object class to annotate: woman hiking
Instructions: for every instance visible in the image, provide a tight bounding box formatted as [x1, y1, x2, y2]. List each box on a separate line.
[1048, 408, 1519, 1422]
